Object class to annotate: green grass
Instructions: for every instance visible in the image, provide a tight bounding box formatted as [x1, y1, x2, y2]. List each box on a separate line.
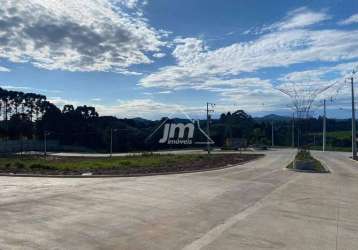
[310, 131, 351, 140]
[287, 150, 328, 173]
[0, 153, 262, 175]
[0, 154, 201, 171]
[310, 145, 351, 152]
[309, 130, 352, 152]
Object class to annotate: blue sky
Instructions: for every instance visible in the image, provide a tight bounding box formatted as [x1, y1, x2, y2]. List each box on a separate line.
[0, 0, 358, 119]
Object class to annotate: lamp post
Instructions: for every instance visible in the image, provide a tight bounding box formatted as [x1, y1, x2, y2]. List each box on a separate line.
[323, 99, 326, 152]
[206, 102, 215, 154]
[349, 75, 357, 160]
[110, 128, 118, 157]
[292, 113, 295, 148]
[44, 131, 50, 159]
[271, 121, 274, 147]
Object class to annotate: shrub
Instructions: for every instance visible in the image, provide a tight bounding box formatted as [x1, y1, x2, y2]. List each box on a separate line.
[14, 162, 25, 169]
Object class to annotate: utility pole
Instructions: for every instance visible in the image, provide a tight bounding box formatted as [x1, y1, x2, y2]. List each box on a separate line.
[110, 128, 113, 157]
[20, 133, 24, 157]
[44, 131, 50, 159]
[110, 128, 118, 157]
[206, 102, 215, 154]
[297, 128, 300, 148]
[350, 75, 357, 160]
[271, 121, 274, 147]
[292, 113, 295, 148]
[323, 99, 326, 152]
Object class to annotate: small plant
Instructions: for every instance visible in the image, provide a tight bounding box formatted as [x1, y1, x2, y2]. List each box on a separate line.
[14, 162, 25, 169]
[29, 164, 56, 170]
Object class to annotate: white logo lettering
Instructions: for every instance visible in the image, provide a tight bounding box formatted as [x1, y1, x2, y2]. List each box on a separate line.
[159, 123, 195, 144]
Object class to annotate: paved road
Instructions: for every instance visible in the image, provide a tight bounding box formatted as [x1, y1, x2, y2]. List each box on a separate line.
[0, 149, 357, 250]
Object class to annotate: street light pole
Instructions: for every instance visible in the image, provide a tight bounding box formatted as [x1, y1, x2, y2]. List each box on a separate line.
[271, 121, 274, 147]
[323, 99, 326, 152]
[110, 128, 118, 158]
[350, 76, 357, 160]
[206, 102, 215, 154]
[44, 131, 50, 159]
[110, 128, 113, 158]
[292, 113, 295, 148]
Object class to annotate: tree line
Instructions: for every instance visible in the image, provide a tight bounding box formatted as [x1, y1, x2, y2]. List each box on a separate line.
[0, 87, 354, 152]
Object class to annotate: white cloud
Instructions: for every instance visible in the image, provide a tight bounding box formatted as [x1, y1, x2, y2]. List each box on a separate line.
[153, 52, 166, 58]
[172, 37, 208, 65]
[212, 78, 288, 113]
[0, 85, 32, 91]
[91, 98, 102, 102]
[0, 0, 165, 74]
[47, 97, 185, 119]
[277, 61, 358, 105]
[95, 99, 184, 118]
[0, 84, 62, 94]
[111, 0, 141, 9]
[263, 7, 330, 32]
[158, 90, 172, 94]
[48, 96, 79, 107]
[138, 7, 358, 114]
[0, 66, 10, 72]
[94, 98, 249, 119]
[279, 61, 358, 86]
[339, 14, 358, 25]
[140, 28, 358, 90]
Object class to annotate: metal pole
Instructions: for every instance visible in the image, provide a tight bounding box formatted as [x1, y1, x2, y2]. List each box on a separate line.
[297, 128, 300, 148]
[20, 134, 23, 157]
[44, 132, 47, 159]
[205, 102, 215, 154]
[206, 103, 210, 154]
[292, 113, 295, 148]
[110, 128, 113, 158]
[271, 121, 274, 147]
[351, 77, 357, 160]
[323, 99, 326, 152]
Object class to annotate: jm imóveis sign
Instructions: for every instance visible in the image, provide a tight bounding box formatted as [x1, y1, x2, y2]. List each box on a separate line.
[146, 110, 214, 146]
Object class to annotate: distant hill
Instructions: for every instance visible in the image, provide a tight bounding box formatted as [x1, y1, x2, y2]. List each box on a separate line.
[254, 114, 291, 122]
[132, 117, 152, 123]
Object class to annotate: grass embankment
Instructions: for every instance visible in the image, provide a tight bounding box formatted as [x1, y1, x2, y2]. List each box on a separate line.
[0, 153, 263, 176]
[310, 145, 351, 152]
[287, 150, 328, 173]
[310, 131, 351, 152]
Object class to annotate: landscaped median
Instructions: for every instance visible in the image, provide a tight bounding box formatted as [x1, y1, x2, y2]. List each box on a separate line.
[287, 150, 329, 173]
[0, 153, 263, 177]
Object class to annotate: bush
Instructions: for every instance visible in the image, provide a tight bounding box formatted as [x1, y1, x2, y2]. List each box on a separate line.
[29, 164, 56, 170]
[14, 162, 25, 169]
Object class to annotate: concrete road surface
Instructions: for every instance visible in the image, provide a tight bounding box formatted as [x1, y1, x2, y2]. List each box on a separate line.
[0, 149, 357, 250]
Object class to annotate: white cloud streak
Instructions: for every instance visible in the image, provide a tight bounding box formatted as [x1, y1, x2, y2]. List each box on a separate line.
[142, 27, 358, 88]
[263, 7, 330, 32]
[339, 14, 358, 25]
[0, 66, 10, 72]
[1, 84, 62, 93]
[152, 52, 166, 58]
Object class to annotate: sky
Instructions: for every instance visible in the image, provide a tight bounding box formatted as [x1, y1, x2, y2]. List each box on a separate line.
[0, 0, 358, 119]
